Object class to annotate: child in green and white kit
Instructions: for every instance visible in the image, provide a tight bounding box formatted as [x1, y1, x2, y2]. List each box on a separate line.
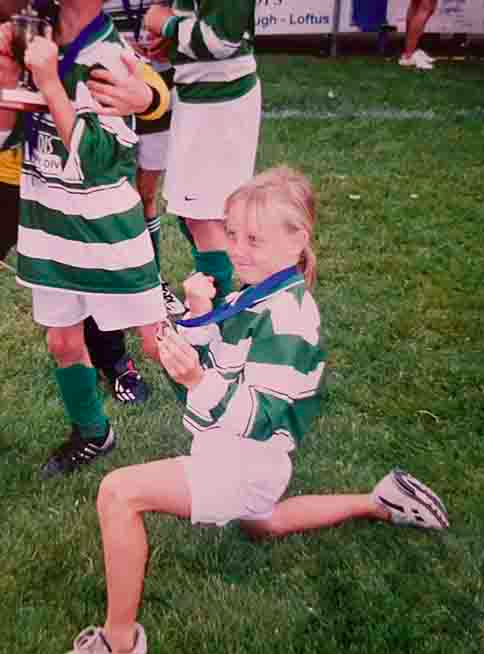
[0, 0, 164, 478]
[65, 167, 449, 654]
[143, 0, 261, 306]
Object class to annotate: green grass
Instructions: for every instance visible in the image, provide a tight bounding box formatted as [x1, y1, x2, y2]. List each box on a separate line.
[1, 55, 483, 653]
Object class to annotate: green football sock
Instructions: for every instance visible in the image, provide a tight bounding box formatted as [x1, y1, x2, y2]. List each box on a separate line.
[177, 219, 233, 305]
[194, 249, 234, 306]
[55, 364, 108, 440]
[177, 217, 197, 256]
[146, 216, 161, 274]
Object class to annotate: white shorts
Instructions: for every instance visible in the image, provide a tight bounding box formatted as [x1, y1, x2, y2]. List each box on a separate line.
[180, 433, 293, 527]
[163, 81, 261, 221]
[137, 131, 171, 172]
[31, 285, 164, 331]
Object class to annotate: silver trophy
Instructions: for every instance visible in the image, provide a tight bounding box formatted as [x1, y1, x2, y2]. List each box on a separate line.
[0, 1, 49, 110]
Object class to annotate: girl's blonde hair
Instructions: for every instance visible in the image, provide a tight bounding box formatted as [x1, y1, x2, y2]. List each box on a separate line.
[225, 166, 317, 287]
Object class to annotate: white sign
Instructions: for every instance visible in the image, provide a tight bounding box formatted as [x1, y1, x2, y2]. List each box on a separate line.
[104, 1, 335, 36]
[340, 0, 484, 33]
[255, 0, 335, 35]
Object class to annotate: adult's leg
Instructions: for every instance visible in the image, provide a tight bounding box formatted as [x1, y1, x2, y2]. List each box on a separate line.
[403, 0, 438, 58]
[240, 493, 389, 539]
[97, 458, 191, 653]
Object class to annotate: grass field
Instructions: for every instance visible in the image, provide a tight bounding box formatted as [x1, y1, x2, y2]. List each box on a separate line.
[1, 55, 483, 654]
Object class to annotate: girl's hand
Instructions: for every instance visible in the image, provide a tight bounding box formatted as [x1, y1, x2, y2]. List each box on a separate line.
[157, 328, 204, 389]
[183, 273, 216, 317]
[24, 31, 59, 95]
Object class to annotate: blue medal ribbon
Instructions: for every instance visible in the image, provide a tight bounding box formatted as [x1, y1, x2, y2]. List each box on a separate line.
[57, 12, 108, 79]
[176, 265, 299, 329]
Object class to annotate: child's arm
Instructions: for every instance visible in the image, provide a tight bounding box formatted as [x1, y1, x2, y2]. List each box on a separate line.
[158, 329, 204, 391]
[157, 275, 216, 388]
[25, 33, 76, 149]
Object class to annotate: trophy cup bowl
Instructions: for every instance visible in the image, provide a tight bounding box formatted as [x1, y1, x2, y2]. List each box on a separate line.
[0, 9, 49, 110]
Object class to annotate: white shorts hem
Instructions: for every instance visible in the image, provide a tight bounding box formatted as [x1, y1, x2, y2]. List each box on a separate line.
[27, 283, 164, 331]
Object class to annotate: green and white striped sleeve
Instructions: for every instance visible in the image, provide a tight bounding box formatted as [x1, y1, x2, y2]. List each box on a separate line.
[163, 1, 254, 60]
[183, 291, 326, 446]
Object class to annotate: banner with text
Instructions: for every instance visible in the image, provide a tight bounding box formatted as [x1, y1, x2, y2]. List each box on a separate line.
[339, 0, 484, 34]
[255, 0, 335, 35]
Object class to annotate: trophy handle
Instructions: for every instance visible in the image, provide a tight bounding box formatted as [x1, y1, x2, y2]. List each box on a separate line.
[19, 18, 34, 88]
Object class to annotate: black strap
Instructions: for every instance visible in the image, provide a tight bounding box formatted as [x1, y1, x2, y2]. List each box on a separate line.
[121, 0, 144, 41]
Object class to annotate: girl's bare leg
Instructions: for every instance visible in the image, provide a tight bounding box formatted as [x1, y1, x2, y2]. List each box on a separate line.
[241, 493, 389, 539]
[97, 457, 191, 653]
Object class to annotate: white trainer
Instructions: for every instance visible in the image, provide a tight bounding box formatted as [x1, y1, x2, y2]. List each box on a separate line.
[399, 50, 434, 70]
[67, 624, 147, 654]
[371, 468, 449, 529]
[414, 48, 435, 63]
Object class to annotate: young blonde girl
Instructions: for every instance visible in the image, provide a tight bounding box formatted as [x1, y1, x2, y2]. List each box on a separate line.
[66, 167, 448, 654]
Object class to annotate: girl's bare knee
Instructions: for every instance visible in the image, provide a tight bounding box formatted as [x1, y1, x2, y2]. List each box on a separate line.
[97, 470, 131, 517]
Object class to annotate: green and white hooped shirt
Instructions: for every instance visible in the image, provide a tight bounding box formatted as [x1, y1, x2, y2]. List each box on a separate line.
[180, 272, 327, 448]
[162, 0, 258, 103]
[16, 16, 159, 295]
